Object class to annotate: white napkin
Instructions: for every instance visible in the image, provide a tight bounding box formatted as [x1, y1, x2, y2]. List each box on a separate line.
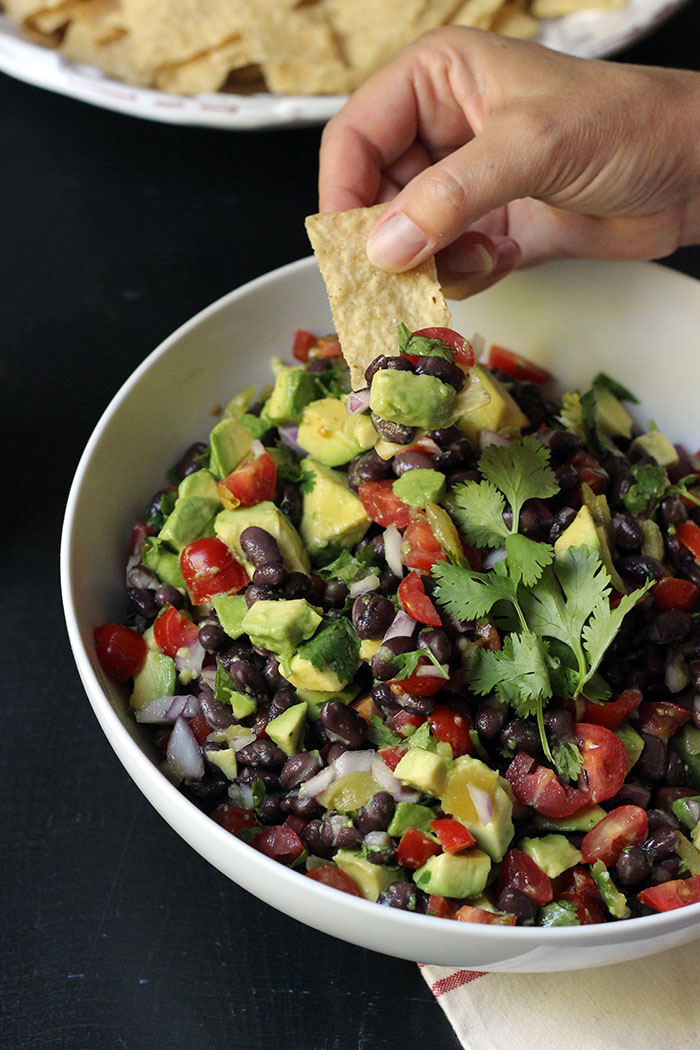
[419, 941, 700, 1050]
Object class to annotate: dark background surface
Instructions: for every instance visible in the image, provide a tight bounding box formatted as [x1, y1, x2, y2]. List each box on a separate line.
[3, 7, 700, 1048]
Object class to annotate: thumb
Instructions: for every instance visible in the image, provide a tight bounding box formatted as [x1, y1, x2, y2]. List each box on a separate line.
[366, 107, 548, 272]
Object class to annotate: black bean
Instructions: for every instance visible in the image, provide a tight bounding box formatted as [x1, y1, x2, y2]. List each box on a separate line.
[301, 820, 333, 858]
[371, 682, 401, 716]
[689, 660, 700, 691]
[346, 449, 394, 490]
[618, 555, 666, 585]
[355, 792, 396, 835]
[616, 846, 650, 885]
[679, 558, 700, 590]
[198, 622, 228, 652]
[199, 688, 236, 729]
[253, 562, 287, 587]
[613, 513, 644, 552]
[127, 587, 158, 619]
[646, 807, 680, 831]
[371, 635, 416, 681]
[279, 793, 322, 819]
[543, 708, 574, 745]
[537, 427, 583, 463]
[236, 739, 287, 768]
[365, 354, 413, 386]
[661, 496, 688, 527]
[283, 571, 314, 600]
[650, 855, 681, 884]
[475, 700, 508, 739]
[414, 355, 465, 390]
[496, 887, 537, 922]
[276, 483, 302, 526]
[323, 579, 349, 610]
[279, 752, 323, 790]
[554, 462, 578, 492]
[447, 468, 481, 489]
[363, 831, 396, 866]
[240, 526, 282, 567]
[396, 691, 436, 717]
[392, 450, 435, 475]
[665, 750, 688, 786]
[235, 767, 281, 790]
[609, 783, 651, 809]
[319, 701, 366, 749]
[306, 357, 332, 373]
[245, 583, 275, 608]
[649, 609, 692, 645]
[154, 583, 185, 609]
[258, 795, 284, 825]
[175, 442, 208, 480]
[228, 659, 269, 699]
[636, 733, 668, 782]
[500, 718, 541, 754]
[262, 655, 284, 692]
[549, 507, 577, 543]
[417, 628, 452, 664]
[321, 813, 362, 850]
[268, 688, 298, 720]
[643, 825, 680, 860]
[127, 564, 159, 590]
[352, 593, 395, 640]
[378, 568, 402, 596]
[377, 881, 418, 911]
[370, 412, 415, 445]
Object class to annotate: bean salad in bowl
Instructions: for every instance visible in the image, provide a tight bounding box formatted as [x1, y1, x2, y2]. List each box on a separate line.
[93, 316, 700, 930]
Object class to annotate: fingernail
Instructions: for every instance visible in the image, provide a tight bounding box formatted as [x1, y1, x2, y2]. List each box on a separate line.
[449, 242, 495, 276]
[493, 238, 521, 273]
[367, 212, 428, 270]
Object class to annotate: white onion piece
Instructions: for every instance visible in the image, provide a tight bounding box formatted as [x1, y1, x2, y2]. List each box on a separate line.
[383, 524, 404, 580]
[382, 610, 417, 643]
[175, 640, 206, 679]
[416, 662, 449, 678]
[231, 729, 257, 752]
[471, 332, 486, 359]
[250, 438, 266, 457]
[198, 665, 217, 691]
[468, 783, 494, 825]
[333, 749, 376, 778]
[228, 782, 254, 808]
[479, 429, 510, 451]
[349, 574, 381, 598]
[135, 695, 187, 724]
[127, 563, 159, 590]
[665, 651, 689, 694]
[347, 388, 371, 414]
[370, 757, 421, 803]
[299, 764, 336, 798]
[482, 547, 508, 570]
[167, 716, 205, 780]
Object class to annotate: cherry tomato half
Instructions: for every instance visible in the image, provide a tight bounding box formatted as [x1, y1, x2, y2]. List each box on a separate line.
[413, 327, 475, 369]
[506, 751, 587, 818]
[676, 520, 700, 561]
[358, 480, 412, 528]
[390, 663, 446, 696]
[306, 865, 360, 895]
[402, 518, 447, 572]
[217, 451, 277, 508]
[455, 905, 516, 925]
[498, 848, 554, 906]
[487, 345, 551, 383]
[580, 805, 648, 865]
[211, 802, 259, 835]
[581, 688, 641, 731]
[634, 701, 692, 742]
[575, 723, 628, 803]
[292, 329, 316, 362]
[94, 622, 147, 682]
[428, 705, 474, 757]
[653, 576, 700, 612]
[398, 570, 441, 627]
[153, 603, 200, 658]
[638, 875, 700, 912]
[252, 825, 305, 865]
[558, 866, 605, 924]
[180, 536, 248, 605]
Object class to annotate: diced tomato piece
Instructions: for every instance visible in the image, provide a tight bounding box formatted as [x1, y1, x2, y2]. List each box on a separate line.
[395, 827, 442, 870]
[252, 825, 305, 865]
[653, 576, 700, 612]
[378, 745, 408, 771]
[430, 818, 476, 854]
[153, 603, 200, 658]
[558, 866, 605, 924]
[313, 335, 343, 359]
[390, 662, 446, 697]
[398, 570, 441, 626]
[358, 480, 412, 528]
[634, 701, 692, 741]
[638, 875, 700, 912]
[352, 694, 379, 721]
[180, 536, 248, 604]
[428, 705, 474, 758]
[413, 327, 475, 369]
[580, 805, 648, 865]
[217, 451, 277, 508]
[402, 518, 447, 572]
[571, 449, 608, 495]
[676, 520, 700, 561]
[581, 688, 641, 730]
[211, 802, 258, 835]
[94, 622, 147, 682]
[387, 710, 426, 737]
[189, 714, 213, 745]
[455, 905, 517, 925]
[426, 894, 458, 919]
[487, 344, 551, 383]
[129, 520, 157, 557]
[498, 848, 553, 906]
[292, 328, 316, 362]
[575, 723, 628, 803]
[506, 751, 587, 818]
[306, 865, 360, 895]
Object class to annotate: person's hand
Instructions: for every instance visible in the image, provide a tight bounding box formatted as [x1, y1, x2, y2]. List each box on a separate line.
[319, 28, 700, 297]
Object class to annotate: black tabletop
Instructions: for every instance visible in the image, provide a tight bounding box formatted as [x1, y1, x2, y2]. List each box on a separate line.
[3, 8, 700, 1049]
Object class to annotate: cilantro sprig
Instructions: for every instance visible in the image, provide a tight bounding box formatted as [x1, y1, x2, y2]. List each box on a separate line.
[396, 322, 453, 361]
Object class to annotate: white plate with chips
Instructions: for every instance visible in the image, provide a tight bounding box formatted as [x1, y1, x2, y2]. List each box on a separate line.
[0, 0, 689, 130]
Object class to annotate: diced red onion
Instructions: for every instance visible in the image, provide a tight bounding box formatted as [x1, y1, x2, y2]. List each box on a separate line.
[349, 574, 381, 598]
[278, 424, 307, 457]
[371, 756, 421, 803]
[468, 783, 494, 825]
[175, 640, 206, 679]
[479, 430, 510, 451]
[332, 749, 376, 778]
[483, 547, 508, 570]
[666, 651, 689, 694]
[382, 610, 417, 643]
[299, 764, 336, 798]
[126, 563, 159, 590]
[135, 694, 200, 724]
[166, 716, 205, 780]
[346, 388, 371, 414]
[198, 665, 218, 691]
[383, 524, 404, 580]
[411, 435, 442, 457]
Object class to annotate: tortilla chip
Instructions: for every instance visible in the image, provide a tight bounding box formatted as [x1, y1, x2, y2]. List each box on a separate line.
[121, 0, 245, 69]
[155, 34, 252, 94]
[451, 0, 509, 29]
[490, 2, 539, 38]
[530, 0, 624, 14]
[306, 205, 451, 391]
[3, 0, 83, 32]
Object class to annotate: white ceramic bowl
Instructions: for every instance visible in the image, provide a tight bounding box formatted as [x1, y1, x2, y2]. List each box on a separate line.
[61, 256, 700, 971]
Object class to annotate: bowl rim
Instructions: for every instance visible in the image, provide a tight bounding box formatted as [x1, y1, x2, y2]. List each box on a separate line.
[60, 254, 700, 956]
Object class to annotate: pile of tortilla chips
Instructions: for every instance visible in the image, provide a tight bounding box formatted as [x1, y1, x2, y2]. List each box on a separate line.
[1, 0, 626, 96]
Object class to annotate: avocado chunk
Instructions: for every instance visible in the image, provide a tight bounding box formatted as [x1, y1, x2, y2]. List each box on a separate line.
[413, 849, 491, 899]
[209, 416, 254, 478]
[297, 397, 376, 466]
[241, 599, 322, 657]
[178, 468, 219, 499]
[675, 833, 700, 875]
[211, 592, 248, 639]
[370, 370, 457, 431]
[281, 654, 346, 692]
[539, 900, 580, 927]
[392, 469, 446, 510]
[265, 365, 320, 424]
[214, 664, 257, 720]
[590, 859, 629, 919]
[158, 494, 221, 552]
[671, 795, 700, 832]
[595, 386, 634, 440]
[141, 535, 186, 591]
[519, 834, 582, 878]
[553, 504, 601, 559]
[206, 746, 238, 781]
[394, 748, 450, 798]
[129, 649, 177, 709]
[532, 803, 607, 833]
[214, 500, 310, 576]
[266, 701, 308, 757]
[387, 801, 437, 838]
[615, 723, 645, 772]
[299, 458, 371, 563]
[671, 724, 700, 789]
[630, 429, 679, 468]
[334, 850, 399, 901]
[457, 364, 528, 439]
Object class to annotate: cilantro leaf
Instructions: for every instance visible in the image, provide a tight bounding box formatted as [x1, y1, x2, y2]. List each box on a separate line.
[478, 435, 559, 532]
[505, 533, 554, 588]
[366, 716, 402, 749]
[552, 741, 584, 782]
[432, 559, 517, 621]
[389, 647, 450, 682]
[318, 546, 378, 585]
[623, 463, 669, 515]
[467, 630, 553, 717]
[581, 580, 653, 687]
[450, 479, 509, 548]
[396, 322, 452, 361]
[407, 722, 436, 751]
[294, 617, 359, 683]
